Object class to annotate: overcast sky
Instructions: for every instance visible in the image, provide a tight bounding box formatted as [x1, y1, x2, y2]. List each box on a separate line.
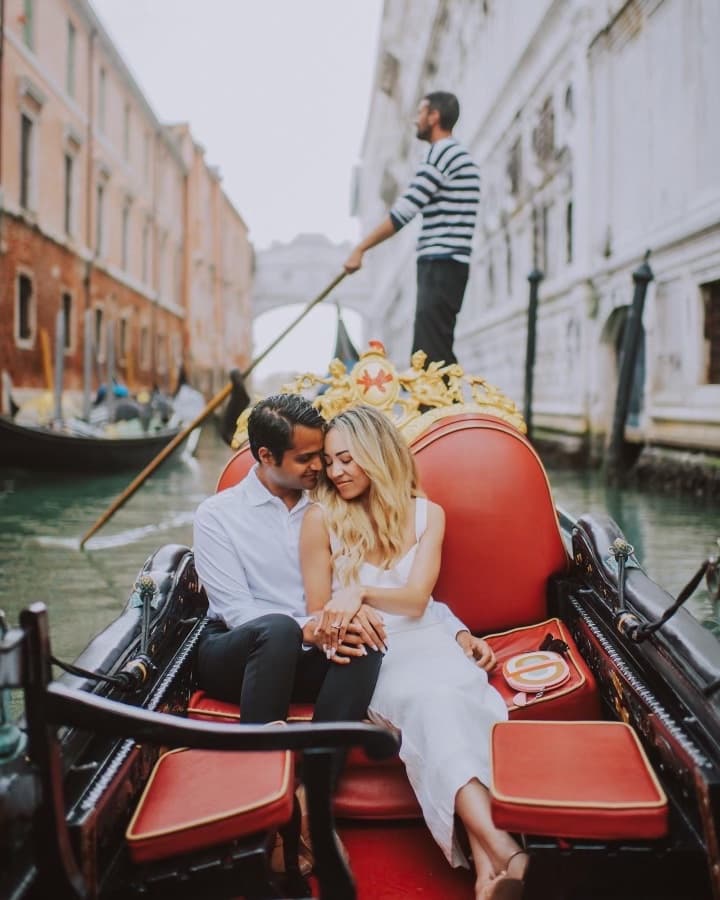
[91, 0, 383, 250]
[91, 0, 381, 374]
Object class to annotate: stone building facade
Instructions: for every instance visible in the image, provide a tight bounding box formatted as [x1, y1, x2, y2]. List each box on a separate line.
[0, 0, 252, 408]
[355, 0, 720, 457]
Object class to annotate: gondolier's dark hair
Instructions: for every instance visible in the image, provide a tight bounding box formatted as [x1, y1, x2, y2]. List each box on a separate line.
[248, 394, 325, 463]
[424, 91, 460, 130]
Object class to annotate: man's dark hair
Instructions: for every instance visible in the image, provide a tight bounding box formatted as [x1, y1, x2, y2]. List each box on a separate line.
[247, 394, 325, 463]
[424, 91, 460, 131]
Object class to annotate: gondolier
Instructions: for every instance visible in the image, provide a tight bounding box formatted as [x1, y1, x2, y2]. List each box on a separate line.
[344, 91, 480, 366]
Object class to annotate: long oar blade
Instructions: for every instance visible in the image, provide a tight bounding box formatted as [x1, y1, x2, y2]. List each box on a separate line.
[79, 271, 346, 549]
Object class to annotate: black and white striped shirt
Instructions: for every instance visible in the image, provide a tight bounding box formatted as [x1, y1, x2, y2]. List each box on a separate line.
[390, 137, 480, 264]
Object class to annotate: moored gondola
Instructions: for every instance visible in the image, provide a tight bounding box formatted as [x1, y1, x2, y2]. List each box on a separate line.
[1, 343, 718, 900]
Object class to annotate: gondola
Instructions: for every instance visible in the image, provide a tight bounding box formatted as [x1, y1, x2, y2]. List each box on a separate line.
[0, 385, 205, 473]
[0, 415, 186, 474]
[1, 342, 718, 900]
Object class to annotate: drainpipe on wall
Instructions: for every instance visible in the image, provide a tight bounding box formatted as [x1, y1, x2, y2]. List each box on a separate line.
[0, 0, 5, 202]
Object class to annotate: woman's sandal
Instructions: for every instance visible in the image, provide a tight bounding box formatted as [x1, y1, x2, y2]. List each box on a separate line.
[477, 849, 529, 900]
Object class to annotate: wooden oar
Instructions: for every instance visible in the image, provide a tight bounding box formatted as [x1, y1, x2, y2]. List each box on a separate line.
[79, 271, 347, 549]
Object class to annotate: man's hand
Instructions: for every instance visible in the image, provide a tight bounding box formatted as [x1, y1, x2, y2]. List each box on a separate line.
[343, 246, 364, 274]
[456, 631, 496, 671]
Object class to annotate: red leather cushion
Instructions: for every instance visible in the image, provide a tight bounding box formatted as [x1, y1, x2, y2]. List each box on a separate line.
[126, 747, 294, 864]
[410, 414, 568, 633]
[485, 618, 601, 721]
[187, 690, 313, 724]
[334, 764, 421, 820]
[216, 443, 255, 493]
[490, 721, 668, 840]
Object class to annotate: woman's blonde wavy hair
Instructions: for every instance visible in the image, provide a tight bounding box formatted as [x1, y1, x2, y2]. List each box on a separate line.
[313, 405, 419, 586]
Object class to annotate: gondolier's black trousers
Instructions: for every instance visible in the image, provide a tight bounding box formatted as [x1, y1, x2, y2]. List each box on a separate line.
[197, 614, 382, 725]
[412, 258, 470, 367]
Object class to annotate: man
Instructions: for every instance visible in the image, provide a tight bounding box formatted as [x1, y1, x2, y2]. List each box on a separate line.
[345, 91, 480, 367]
[193, 393, 386, 725]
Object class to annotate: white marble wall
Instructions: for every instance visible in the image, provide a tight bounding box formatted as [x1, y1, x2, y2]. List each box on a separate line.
[355, 0, 720, 453]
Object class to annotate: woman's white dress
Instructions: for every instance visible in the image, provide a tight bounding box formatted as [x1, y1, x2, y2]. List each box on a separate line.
[331, 498, 508, 867]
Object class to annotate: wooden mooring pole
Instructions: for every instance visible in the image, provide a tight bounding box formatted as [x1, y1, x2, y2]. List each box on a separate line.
[523, 268, 543, 442]
[605, 252, 654, 482]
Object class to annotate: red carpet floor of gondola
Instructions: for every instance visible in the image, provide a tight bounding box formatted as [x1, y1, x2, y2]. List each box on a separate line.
[310, 822, 475, 898]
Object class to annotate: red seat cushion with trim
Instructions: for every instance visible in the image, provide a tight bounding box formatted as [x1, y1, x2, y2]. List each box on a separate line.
[188, 690, 314, 724]
[485, 618, 601, 721]
[126, 747, 294, 864]
[490, 721, 668, 840]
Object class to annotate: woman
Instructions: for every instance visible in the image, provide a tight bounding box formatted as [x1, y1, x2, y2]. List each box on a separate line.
[300, 405, 528, 900]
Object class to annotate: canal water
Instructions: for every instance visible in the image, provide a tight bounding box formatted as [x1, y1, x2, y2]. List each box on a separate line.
[1, 428, 718, 671]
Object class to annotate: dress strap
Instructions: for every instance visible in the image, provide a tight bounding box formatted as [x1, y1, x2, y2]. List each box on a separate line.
[414, 497, 428, 541]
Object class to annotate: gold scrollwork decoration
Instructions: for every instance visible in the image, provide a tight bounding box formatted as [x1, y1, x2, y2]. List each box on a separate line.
[231, 340, 526, 449]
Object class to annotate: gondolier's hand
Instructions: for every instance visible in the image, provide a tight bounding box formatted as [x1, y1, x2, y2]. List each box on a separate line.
[456, 631, 496, 671]
[316, 585, 364, 654]
[343, 246, 364, 273]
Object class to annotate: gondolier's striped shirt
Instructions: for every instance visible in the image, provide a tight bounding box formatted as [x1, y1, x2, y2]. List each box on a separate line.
[390, 137, 480, 264]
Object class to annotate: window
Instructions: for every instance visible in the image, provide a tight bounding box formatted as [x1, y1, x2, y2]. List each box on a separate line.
[565, 200, 573, 265]
[63, 153, 74, 234]
[507, 138, 522, 196]
[16, 273, 34, 344]
[98, 67, 106, 133]
[22, 0, 34, 50]
[123, 103, 131, 160]
[121, 201, 131, 270]
[20, 113, 33, 210]
[139, 324, 150, 370]
[118, 316, 128, 361]
[61, 292, 72, 351]
[95, 182, 105, 254]
[142, 219, 150, 283]
[66, 20, 76, 97]
[702, 281, 720, 384]
[532, 96, 555, 165]
[94, 307, 104, 360]
[156, 332, 167, 374]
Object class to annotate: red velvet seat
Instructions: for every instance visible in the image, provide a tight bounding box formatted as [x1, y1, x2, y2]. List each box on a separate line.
[489, 721, 668, 840]
[126, 746, 294, 864]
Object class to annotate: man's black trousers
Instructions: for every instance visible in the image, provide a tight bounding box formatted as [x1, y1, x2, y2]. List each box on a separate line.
[196, 613, 383, 724]
[412, 257, 470, 366]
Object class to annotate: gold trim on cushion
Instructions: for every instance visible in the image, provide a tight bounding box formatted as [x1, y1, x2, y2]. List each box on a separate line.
[489, 720, 668, 809]
[231, 340, 526, 448]
[126, 746, 293, 845]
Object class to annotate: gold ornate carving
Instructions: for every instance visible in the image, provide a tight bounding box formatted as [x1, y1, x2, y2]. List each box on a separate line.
[231, 340, 526, 448]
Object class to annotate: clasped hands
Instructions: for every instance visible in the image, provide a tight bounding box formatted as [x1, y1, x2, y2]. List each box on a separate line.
[305, 586, 385, 664]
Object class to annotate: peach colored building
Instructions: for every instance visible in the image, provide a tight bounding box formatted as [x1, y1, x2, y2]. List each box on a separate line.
[0, 0, 252, 409]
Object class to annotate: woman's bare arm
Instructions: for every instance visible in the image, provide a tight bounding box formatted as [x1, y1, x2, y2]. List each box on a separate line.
[359, 501, 445, 617]
[299, 504, 333, 614]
